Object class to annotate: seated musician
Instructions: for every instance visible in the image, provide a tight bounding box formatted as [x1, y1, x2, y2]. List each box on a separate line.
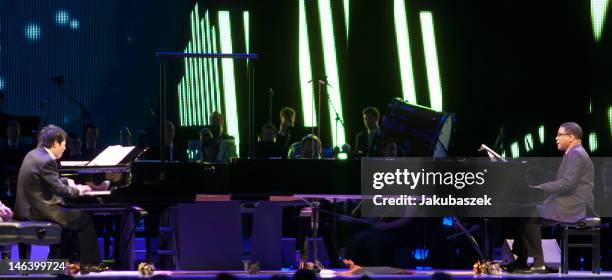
[81, 123, 103, 160]
[14, 125, 107, 272]
[253, 123, 282, 158]
[354, 107, 383, 157]
[277, 107, 308, 158]
[62, 132, 86, 161]
[505, 122, 594, 274]
[201, 112, 236, 163]
[199, 128, 218, 162]
[0, 120, 33, 196]
[381, 138, 399, 158]
[144, 121, 186, 162]
[288, 134, 322, 159]
[0, 120, 32, 152]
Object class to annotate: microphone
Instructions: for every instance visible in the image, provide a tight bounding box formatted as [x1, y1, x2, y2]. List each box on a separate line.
[269, 88, 274, 95]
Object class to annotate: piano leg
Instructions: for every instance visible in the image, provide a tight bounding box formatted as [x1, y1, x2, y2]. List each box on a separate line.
[113, 211, 136, 270]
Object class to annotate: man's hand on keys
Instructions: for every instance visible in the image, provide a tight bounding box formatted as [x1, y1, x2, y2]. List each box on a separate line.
[77, 184, 92, 195]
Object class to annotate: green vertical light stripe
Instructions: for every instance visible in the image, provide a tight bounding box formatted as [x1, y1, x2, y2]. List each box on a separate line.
[178, 81, 183, 126]
[538, 125, 545, 144]
[212, 26, 222, 112]
[205, 12, 216, 117]
[318, 0, 347, 147]
[299, 0, 317, 127]
[189, 12, 202, 126]
[184, 45, 194, 126]
[219, 11, 240, 155]
[243, 11, 250, 55]
[510, 141, 520, 158]
[588, 132, 598, 153]
[194, 6, 208, 125]
[524, 133, 534, 152]
[608, 106, 612, 139]
[182, 80, 191, 126]
[198, 17, 212, 124]
[393, 0, 417, 104]
[182, 79, 188, 126]
[343, 0, 349, 40]
[419, 11, 443, 112]
[187, 42, 198, 126]
[591, 0, 609, 42]
[181, 79, 188, 126]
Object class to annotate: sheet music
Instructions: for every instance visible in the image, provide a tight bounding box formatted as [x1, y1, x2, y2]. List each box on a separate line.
[87, 145, 135, 166]
[60, 161, 89, 167]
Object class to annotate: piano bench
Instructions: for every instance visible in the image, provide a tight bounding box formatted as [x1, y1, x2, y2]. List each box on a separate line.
[0, 221, 62, 246]
[559, 218, 601, 274]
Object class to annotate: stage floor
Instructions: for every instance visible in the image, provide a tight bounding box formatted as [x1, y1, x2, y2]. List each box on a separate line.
[1, 269, 611, 279]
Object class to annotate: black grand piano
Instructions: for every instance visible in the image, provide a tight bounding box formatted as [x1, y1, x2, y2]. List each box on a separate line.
[61, 157, 542, 269]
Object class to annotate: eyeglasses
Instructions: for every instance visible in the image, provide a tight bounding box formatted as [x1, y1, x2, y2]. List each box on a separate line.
[556, 133, 571, 137]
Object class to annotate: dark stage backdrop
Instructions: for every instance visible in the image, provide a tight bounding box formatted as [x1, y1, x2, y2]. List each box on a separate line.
[0, 0, 610, 156]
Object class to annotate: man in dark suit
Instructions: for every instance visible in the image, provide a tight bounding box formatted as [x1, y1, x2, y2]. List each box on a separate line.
[354, 107, 382, 157]
[508, 122, 594, 274]
[81, 123, 103, 160]
[276, 107, 304, 158]
[0, 120, 33, 195]
[14, 125, 106, 272]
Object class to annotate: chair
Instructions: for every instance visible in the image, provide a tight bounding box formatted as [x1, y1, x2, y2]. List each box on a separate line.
[559, 217, 601, 274]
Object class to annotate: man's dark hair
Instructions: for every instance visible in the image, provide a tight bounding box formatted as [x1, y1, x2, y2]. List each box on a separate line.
[67, 132, 79, 140]
[560, 122, 583, 140]
[362, 107, 380, 119]
[261, 123, 277, 133]
[84, 123, 98, 132]
[38, 125, 67, 148]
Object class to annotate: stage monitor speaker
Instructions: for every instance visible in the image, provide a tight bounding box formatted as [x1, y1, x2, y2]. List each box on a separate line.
[501, 239, 560, 268]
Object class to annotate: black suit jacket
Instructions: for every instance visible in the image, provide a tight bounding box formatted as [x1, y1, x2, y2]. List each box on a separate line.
[0, 140, 32, 165]
[143, 144, 186, 162]
[277, 126, 308, 158]
[355, 129, 382, 157]
[538, 144, 595, 223]
[15, 147, 80, 226]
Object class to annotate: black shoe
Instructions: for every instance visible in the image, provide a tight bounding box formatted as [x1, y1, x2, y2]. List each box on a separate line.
[501, 261, 528, 272]
[81, 263, 110, 274]
[513, 264, 547, 274]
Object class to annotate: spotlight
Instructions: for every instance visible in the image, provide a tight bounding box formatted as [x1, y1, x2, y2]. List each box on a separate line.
[24, 23, 41, 41]
[56, 10, 70, 26]
[70, 19, 79, 30]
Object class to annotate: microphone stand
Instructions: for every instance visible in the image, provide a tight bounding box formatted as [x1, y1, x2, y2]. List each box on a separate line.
[38, 98, 51, 127]
[53, 80, 93, 133]
[317, 80, 345, 149]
